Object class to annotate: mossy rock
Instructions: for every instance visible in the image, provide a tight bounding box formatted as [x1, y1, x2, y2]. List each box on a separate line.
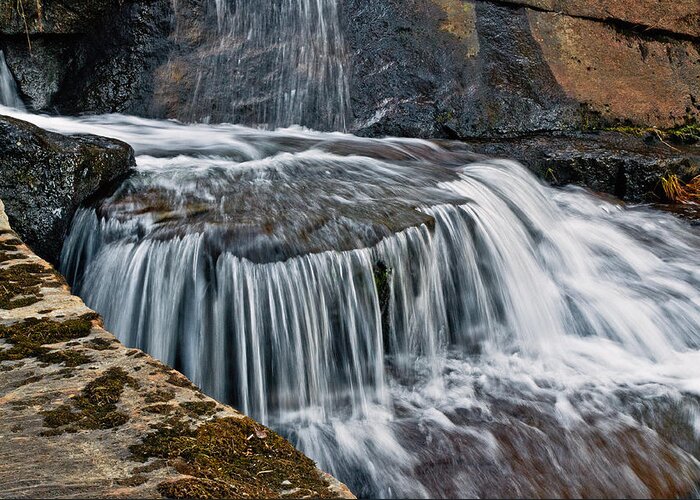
[0, 262, 67, 309]
[0, 316, 96, 362]
[41, 367, 139, 433]
[131, 416, 334, 498]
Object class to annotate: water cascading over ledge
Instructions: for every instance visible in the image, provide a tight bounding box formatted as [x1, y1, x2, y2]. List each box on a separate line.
[171, 0, 350, 129]
[0, 50, 24, 110]
[30, 111, 700, 498]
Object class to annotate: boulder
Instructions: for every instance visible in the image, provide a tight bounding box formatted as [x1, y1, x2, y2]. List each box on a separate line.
[0, 115, 135, 263]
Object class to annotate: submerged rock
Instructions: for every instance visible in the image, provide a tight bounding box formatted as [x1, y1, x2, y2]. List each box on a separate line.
[0, 115, 135, 263]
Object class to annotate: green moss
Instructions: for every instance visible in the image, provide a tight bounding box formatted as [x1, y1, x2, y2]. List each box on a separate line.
[180, 401, 218, 417]
[144, 404, 177, 415]
[41, 367, 138, 433]
[605, 123, 700, 144]
[158, 478, 240, 499]
[0, 262, 66, 309]
[55, 367, 78, 378]
[42, 404, 81, 428]
[0, 316, 95, 362]
[83, 337, 118, 351]
[37, 349, 92, 367]
[131, 416, 333, 499]
[436, 110, 455, 125]
[167, 371, 200, 390]
[144, 389, 176, 404]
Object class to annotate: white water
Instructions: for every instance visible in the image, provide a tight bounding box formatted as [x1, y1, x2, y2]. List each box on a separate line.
[4, 105, 700, 497]
[180, 0, 350, 130]
[0, 51, 24, 110]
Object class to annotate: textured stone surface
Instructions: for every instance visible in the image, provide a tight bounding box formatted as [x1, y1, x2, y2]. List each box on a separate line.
[496, 0, 700, 38]
[0, 208, 354, 500]
[0, 0, 114, 34]
[0, 114, 135, 263]
[528, 11, 700, 128]
[0, 0, 173, 115]
[343, 0, 700, 138]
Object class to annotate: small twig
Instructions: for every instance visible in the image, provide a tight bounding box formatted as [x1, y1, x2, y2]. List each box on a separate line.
[35, 0, 43, 32]
[653, 129, 681, 152]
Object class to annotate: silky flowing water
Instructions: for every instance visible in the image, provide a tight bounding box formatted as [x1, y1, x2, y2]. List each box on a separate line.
[3, 105, 700, 497]
[178, 0, 349, 130]
[0, 51, 24, 110]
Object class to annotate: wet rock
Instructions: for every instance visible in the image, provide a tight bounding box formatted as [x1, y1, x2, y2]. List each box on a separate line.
[461, 131, 700, 202]
[0, 115, 135, 263]
[527, 10, 700, 129]
[0, 0, 173, 114]
[1, 0, 698, 136]
[495, 0, 700, 39]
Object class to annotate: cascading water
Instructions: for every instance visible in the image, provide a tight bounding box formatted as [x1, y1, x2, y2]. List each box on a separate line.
[4, 106, 700, 498]
[0, 51, 24, 110]
[178, 0, 350, 130]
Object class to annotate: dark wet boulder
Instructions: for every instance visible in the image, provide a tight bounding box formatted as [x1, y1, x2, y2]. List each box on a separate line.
[0, 115, 135, 263]
[1, 0, 698, 137]
[0, 0, 173, 114]
[462, 131, 700, 202]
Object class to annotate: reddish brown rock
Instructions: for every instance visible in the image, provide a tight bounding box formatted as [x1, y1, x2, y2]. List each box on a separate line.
[528, 10, 700, 128]
[496, 0, 700, 38]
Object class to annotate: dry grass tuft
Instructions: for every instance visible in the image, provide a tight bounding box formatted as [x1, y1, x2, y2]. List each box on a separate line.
[660, 174, 700, 204]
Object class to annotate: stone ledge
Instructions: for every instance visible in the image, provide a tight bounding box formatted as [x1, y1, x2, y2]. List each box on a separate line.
[0, 200, 354, 499]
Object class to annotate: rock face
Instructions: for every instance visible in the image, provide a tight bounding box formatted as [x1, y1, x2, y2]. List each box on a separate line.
[0, 207, 354, 499]
[0, 115, 135, 263]
[0, 0, 173, 114]
[342, 0, 700, 138]
[0, 0, 698, 136]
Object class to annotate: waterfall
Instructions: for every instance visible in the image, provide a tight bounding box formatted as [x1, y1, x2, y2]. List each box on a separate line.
[4, 108, 700, 497]
[180, 0, 350, 130]
[0, 51, 24, 110]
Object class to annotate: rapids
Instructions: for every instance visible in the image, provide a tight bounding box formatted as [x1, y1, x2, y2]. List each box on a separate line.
[3, 105, 700, 497]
